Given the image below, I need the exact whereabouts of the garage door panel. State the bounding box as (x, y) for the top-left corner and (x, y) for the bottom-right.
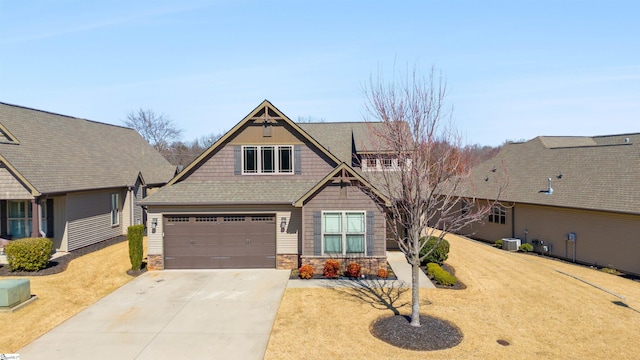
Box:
(163, 214), (276, 269)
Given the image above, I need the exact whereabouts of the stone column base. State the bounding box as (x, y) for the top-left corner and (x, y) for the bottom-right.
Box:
(147, 254), (163, 270)
(277, 254), (299, 270)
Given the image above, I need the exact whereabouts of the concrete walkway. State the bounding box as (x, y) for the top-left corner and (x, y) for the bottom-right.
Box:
(386, 251), (435, 288)
(287, 252), (434, 288)
(19, 269), (290, 360)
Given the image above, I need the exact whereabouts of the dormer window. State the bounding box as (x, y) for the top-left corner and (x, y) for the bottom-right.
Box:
(362, 155), (406, 171)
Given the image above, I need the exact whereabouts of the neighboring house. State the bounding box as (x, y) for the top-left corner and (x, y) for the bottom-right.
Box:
(0, 102), (175, 252)
(140, 100), (391, 272)
(458, 133), (640, 275)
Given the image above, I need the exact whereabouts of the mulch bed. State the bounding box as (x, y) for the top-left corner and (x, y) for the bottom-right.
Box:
(0, 236), (128, 276)
(370, 314), (463, 351)
(290, 262), (398, 281)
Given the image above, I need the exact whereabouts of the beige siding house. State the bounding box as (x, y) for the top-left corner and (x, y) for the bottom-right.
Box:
(141, 100), (391, 273)
(0, 102), (175, 253)
(458, 133), (640, 275)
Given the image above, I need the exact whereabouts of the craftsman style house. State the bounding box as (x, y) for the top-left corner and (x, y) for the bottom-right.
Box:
(0, 102), (175, 252)
(458, 134), (640, 275)
(141, 100), (391, 272)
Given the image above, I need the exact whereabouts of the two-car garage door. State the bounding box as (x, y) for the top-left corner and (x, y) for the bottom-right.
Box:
(163, 214), (276, 269)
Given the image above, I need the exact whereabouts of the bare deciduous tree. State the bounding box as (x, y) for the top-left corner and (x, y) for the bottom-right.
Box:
(124, 109), (182, 153)
(363, 66), (502, 327)
(163, 132), (224, 167)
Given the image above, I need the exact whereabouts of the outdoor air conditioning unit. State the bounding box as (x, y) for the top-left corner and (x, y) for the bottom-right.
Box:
(502, 238), (521, 251)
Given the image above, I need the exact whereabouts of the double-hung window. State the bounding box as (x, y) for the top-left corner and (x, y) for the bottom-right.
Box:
(322, 211), (366, 254)
(111, 193), (119, 226)
(488, 205), (506, 224)
(8, 200), (32, 239)
(242, 145), (293, 174)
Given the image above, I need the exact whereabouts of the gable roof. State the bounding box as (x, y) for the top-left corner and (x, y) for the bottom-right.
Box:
(166, 100), (343, 186)
(0, 102), (175, 195)
(468, 134), (640, 215)
(294, 163), (391, 207)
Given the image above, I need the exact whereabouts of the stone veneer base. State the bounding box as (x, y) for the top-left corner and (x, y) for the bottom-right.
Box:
(300, 256), (387, 275)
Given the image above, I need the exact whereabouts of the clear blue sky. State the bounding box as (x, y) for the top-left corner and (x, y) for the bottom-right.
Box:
(1, 1), (638, 146)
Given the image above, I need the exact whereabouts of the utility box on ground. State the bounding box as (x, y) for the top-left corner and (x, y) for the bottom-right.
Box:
(502, 238), (521, 251)
(0, 279), (31, 308)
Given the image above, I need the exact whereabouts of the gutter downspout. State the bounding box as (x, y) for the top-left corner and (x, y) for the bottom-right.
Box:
(511, 206), (515, 239)
(128, 186), (134, 227)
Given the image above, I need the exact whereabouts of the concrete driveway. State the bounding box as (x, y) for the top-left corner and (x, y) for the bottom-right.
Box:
(19, 269), (290, 359)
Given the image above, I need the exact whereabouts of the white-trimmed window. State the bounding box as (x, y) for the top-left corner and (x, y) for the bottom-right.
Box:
(322, 211), (366, 254)
(361, 155), (407, 171)
(8, 200), (32, 239)
(111, 193), (119, 226)
(242, 145), (293, 174)
(488, 205), (506, 225)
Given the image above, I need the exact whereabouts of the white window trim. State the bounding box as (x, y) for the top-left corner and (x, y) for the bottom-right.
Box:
(488, 205), (506, 225)
(241, 145), (295, 175)
(7, 200), (32, 238)
(111, 193), (120, 227)
(321, 210), (366, 255)
(361, 155), (406, 172)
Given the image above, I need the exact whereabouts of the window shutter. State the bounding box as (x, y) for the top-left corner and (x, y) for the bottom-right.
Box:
(234, 146), (241, 175)
(313, 211), (321, 255)
(366, 211), (375, 256)
(46, 199), (54, 238)
(294, 145), (301, 175)
(0, 200), (6, 236)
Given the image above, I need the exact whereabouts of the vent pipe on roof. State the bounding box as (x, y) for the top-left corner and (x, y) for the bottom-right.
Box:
(625, 137), (630, 143)
(547, 178), (553, 195)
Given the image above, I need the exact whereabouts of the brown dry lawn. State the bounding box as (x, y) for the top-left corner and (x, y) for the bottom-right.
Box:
(266, 234), (640, 359)
(0, 239), (138, 353)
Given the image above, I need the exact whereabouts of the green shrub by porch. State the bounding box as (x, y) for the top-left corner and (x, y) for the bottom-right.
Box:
(420, 236), (450, 265)
(5, 237), (53, 272)
(128, 224), (145, 271)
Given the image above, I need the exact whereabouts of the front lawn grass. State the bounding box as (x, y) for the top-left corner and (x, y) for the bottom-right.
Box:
(266, 233), (640, 359)
(0, 238), (141, 353)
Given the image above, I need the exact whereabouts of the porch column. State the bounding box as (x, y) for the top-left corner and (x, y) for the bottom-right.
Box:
(31, 198), (40, 238)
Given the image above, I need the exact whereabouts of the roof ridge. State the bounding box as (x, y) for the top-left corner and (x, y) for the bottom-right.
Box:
(0, 101), (132, 131)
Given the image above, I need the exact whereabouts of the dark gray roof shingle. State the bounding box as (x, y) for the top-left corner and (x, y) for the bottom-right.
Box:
(466, 135), (640, 214)
(0, 102), (175, 194)
(140, 179), (319, 205)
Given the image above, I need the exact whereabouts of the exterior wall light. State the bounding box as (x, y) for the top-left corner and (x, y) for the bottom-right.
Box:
(280, 217), (287, 233)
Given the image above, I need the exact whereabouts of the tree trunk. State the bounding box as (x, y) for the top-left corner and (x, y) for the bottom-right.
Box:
(411, 261), (421, 326)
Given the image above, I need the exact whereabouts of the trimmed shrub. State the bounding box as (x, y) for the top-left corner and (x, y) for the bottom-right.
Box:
(377, 268), (389, 279)
(426, 262), (458, 286)
(494, 239), (503, 248)
(6, 237), (53, 271)
(323, 259), (340, 278)
(128, 224), (145, 270)
(345, 262), (361, 278)
(426, 262), (440, 277)
(299, 264), (314, 279)
(419, 236), (450, 265)
(519, 243), (534, 252)
(290, 269), (300, 278)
